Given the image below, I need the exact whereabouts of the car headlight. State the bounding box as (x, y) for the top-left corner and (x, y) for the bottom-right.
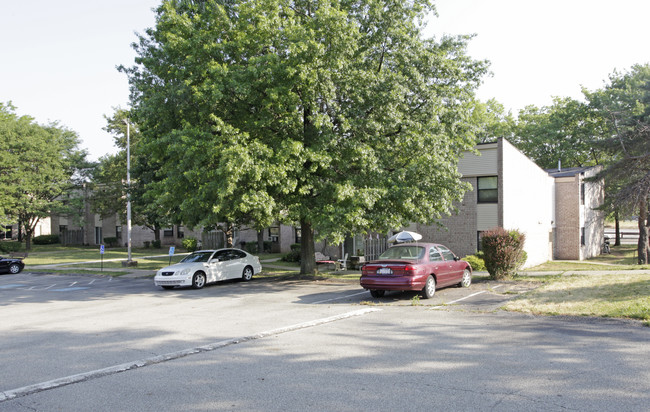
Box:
(179, 268), (191, 276)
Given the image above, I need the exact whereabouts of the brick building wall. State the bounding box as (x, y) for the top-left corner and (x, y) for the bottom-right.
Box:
(417, 178), (478, 259)
(554, 176), (580, 259)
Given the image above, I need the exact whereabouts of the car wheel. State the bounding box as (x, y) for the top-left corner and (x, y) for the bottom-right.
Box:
(370, 289), (385, 298)
(9, 263), (22, 274)
(161, 286), (175, 290)
(459, 269), (472, 288)
(421, 275), (436, 299)
(192, 272), (206, 289)
(242, 266), (254, 281)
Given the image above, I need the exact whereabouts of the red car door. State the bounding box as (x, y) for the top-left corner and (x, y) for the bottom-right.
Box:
(437, 245), (463, 286)
(428, 246), (453, 285)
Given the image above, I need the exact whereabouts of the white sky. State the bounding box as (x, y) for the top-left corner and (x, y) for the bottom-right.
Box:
(2, 0), (650, 160)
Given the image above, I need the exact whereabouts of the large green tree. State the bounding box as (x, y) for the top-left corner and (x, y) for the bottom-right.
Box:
(123, 0), (488, 274)
(0, 103), (88, 249)
(473, 98), (516, 143)
(513, 97), (605, 169)
(585, 64), (650, 263)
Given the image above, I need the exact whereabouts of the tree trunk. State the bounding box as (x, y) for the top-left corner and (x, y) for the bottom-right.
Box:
(614, 210), (621, 246)
(299, 218), (316, 275)
(24, 228), (33, 251)
(646, 201), (650, 261)
(154, 225), (161, 242)
(638, 197), (649, 264)
(257, 230), (264, 254)
(225, 222), (234, 248)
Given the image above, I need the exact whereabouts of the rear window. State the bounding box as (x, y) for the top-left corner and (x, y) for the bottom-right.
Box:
(379, 246), (425, 260)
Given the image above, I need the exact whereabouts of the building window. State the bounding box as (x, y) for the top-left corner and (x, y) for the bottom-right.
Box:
(581, 182), (585, 205)
(163, 228), (174, 237)
(477, 231), (483, 252)
(269, 227), (280, 243)
(116, 226), (122, 241)
(95, 227), (103, 245)
(295, 228), (301, 244)
(478, 176), (498, 203)
(59, 225), (68, 234)
(581, 227), (586, 246)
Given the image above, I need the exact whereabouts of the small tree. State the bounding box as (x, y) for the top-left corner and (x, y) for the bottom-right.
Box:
(481, 227), (526, 279)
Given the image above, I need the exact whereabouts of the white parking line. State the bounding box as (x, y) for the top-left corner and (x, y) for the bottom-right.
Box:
(429, 285), (503, 309)
(312, 291), (369, 304)
(0, 308), (382, 403)
(447, 290), (487, 304)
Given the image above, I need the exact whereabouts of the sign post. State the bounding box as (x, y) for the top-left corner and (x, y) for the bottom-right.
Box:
(169, 246), (175, 265)
(100, 244), (105, 272)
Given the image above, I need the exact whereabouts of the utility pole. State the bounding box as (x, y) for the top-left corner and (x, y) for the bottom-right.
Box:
(123, 119), (136, 266)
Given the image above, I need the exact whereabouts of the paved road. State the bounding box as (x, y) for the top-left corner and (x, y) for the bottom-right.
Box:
(1, 271), (648, 411)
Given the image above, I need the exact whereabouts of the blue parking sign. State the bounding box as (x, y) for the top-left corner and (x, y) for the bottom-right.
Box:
(169, 246), (175, 256)
(100, 245), (105, 255)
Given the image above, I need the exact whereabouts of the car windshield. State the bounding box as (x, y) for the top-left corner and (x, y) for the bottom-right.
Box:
(180, 251), (213, 263)
(379, 246), (425, 260)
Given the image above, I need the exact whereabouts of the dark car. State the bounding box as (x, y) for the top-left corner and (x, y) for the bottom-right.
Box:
(360, 243), (472, 298)
(0, 255), (25, 274)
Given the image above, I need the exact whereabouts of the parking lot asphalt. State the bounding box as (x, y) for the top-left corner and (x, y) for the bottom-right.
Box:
(1, 268), (648, 411)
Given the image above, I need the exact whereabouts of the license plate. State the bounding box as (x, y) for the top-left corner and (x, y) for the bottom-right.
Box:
(376, 267), (393, 275)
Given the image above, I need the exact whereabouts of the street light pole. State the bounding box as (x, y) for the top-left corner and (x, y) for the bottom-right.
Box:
(125, 119), (132, 263)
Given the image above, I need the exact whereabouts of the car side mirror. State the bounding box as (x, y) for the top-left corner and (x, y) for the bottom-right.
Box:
(454, 256), (460, 261)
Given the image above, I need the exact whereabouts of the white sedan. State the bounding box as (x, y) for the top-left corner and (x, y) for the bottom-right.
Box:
(154, 249), (262, 290)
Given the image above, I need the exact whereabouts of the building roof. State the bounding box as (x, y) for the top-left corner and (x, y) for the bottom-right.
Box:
(545, 166), (597, 178)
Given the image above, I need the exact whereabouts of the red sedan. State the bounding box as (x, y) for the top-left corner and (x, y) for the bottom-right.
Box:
(360, 243), (472, 299)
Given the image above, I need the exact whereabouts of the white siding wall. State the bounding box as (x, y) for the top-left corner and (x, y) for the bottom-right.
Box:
(34, 217), (52, 237)
(582, 167), (605, 259)
(501, 140), (555, 268)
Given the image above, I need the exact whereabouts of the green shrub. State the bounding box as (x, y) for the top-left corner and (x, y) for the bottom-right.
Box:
(241, 242), (258, 254)
(463, 252), (486, 271)
(282, 243), (301, 262)
(182, 237), (198, 252)
(152, 240), (161, 249)
(481, 227), (526, 280)
(103, 237), (118, 247)
(0, 241), (22, 253)
(33, 234), (60, 245)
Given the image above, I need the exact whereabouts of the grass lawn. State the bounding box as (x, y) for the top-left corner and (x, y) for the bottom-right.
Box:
(525, 244), (650, 271)
(504, 273), (650, 326)
(21, 244), (183, 265)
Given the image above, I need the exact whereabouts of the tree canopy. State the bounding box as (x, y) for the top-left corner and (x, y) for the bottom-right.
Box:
(123, 0), (489, 273)
(0, 102), (88, 249)
(584, 64), (650, 262)
(512, 97), (605, 169)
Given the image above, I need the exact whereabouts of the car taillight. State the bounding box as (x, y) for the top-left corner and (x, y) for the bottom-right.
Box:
(403, 265), (416, 275)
